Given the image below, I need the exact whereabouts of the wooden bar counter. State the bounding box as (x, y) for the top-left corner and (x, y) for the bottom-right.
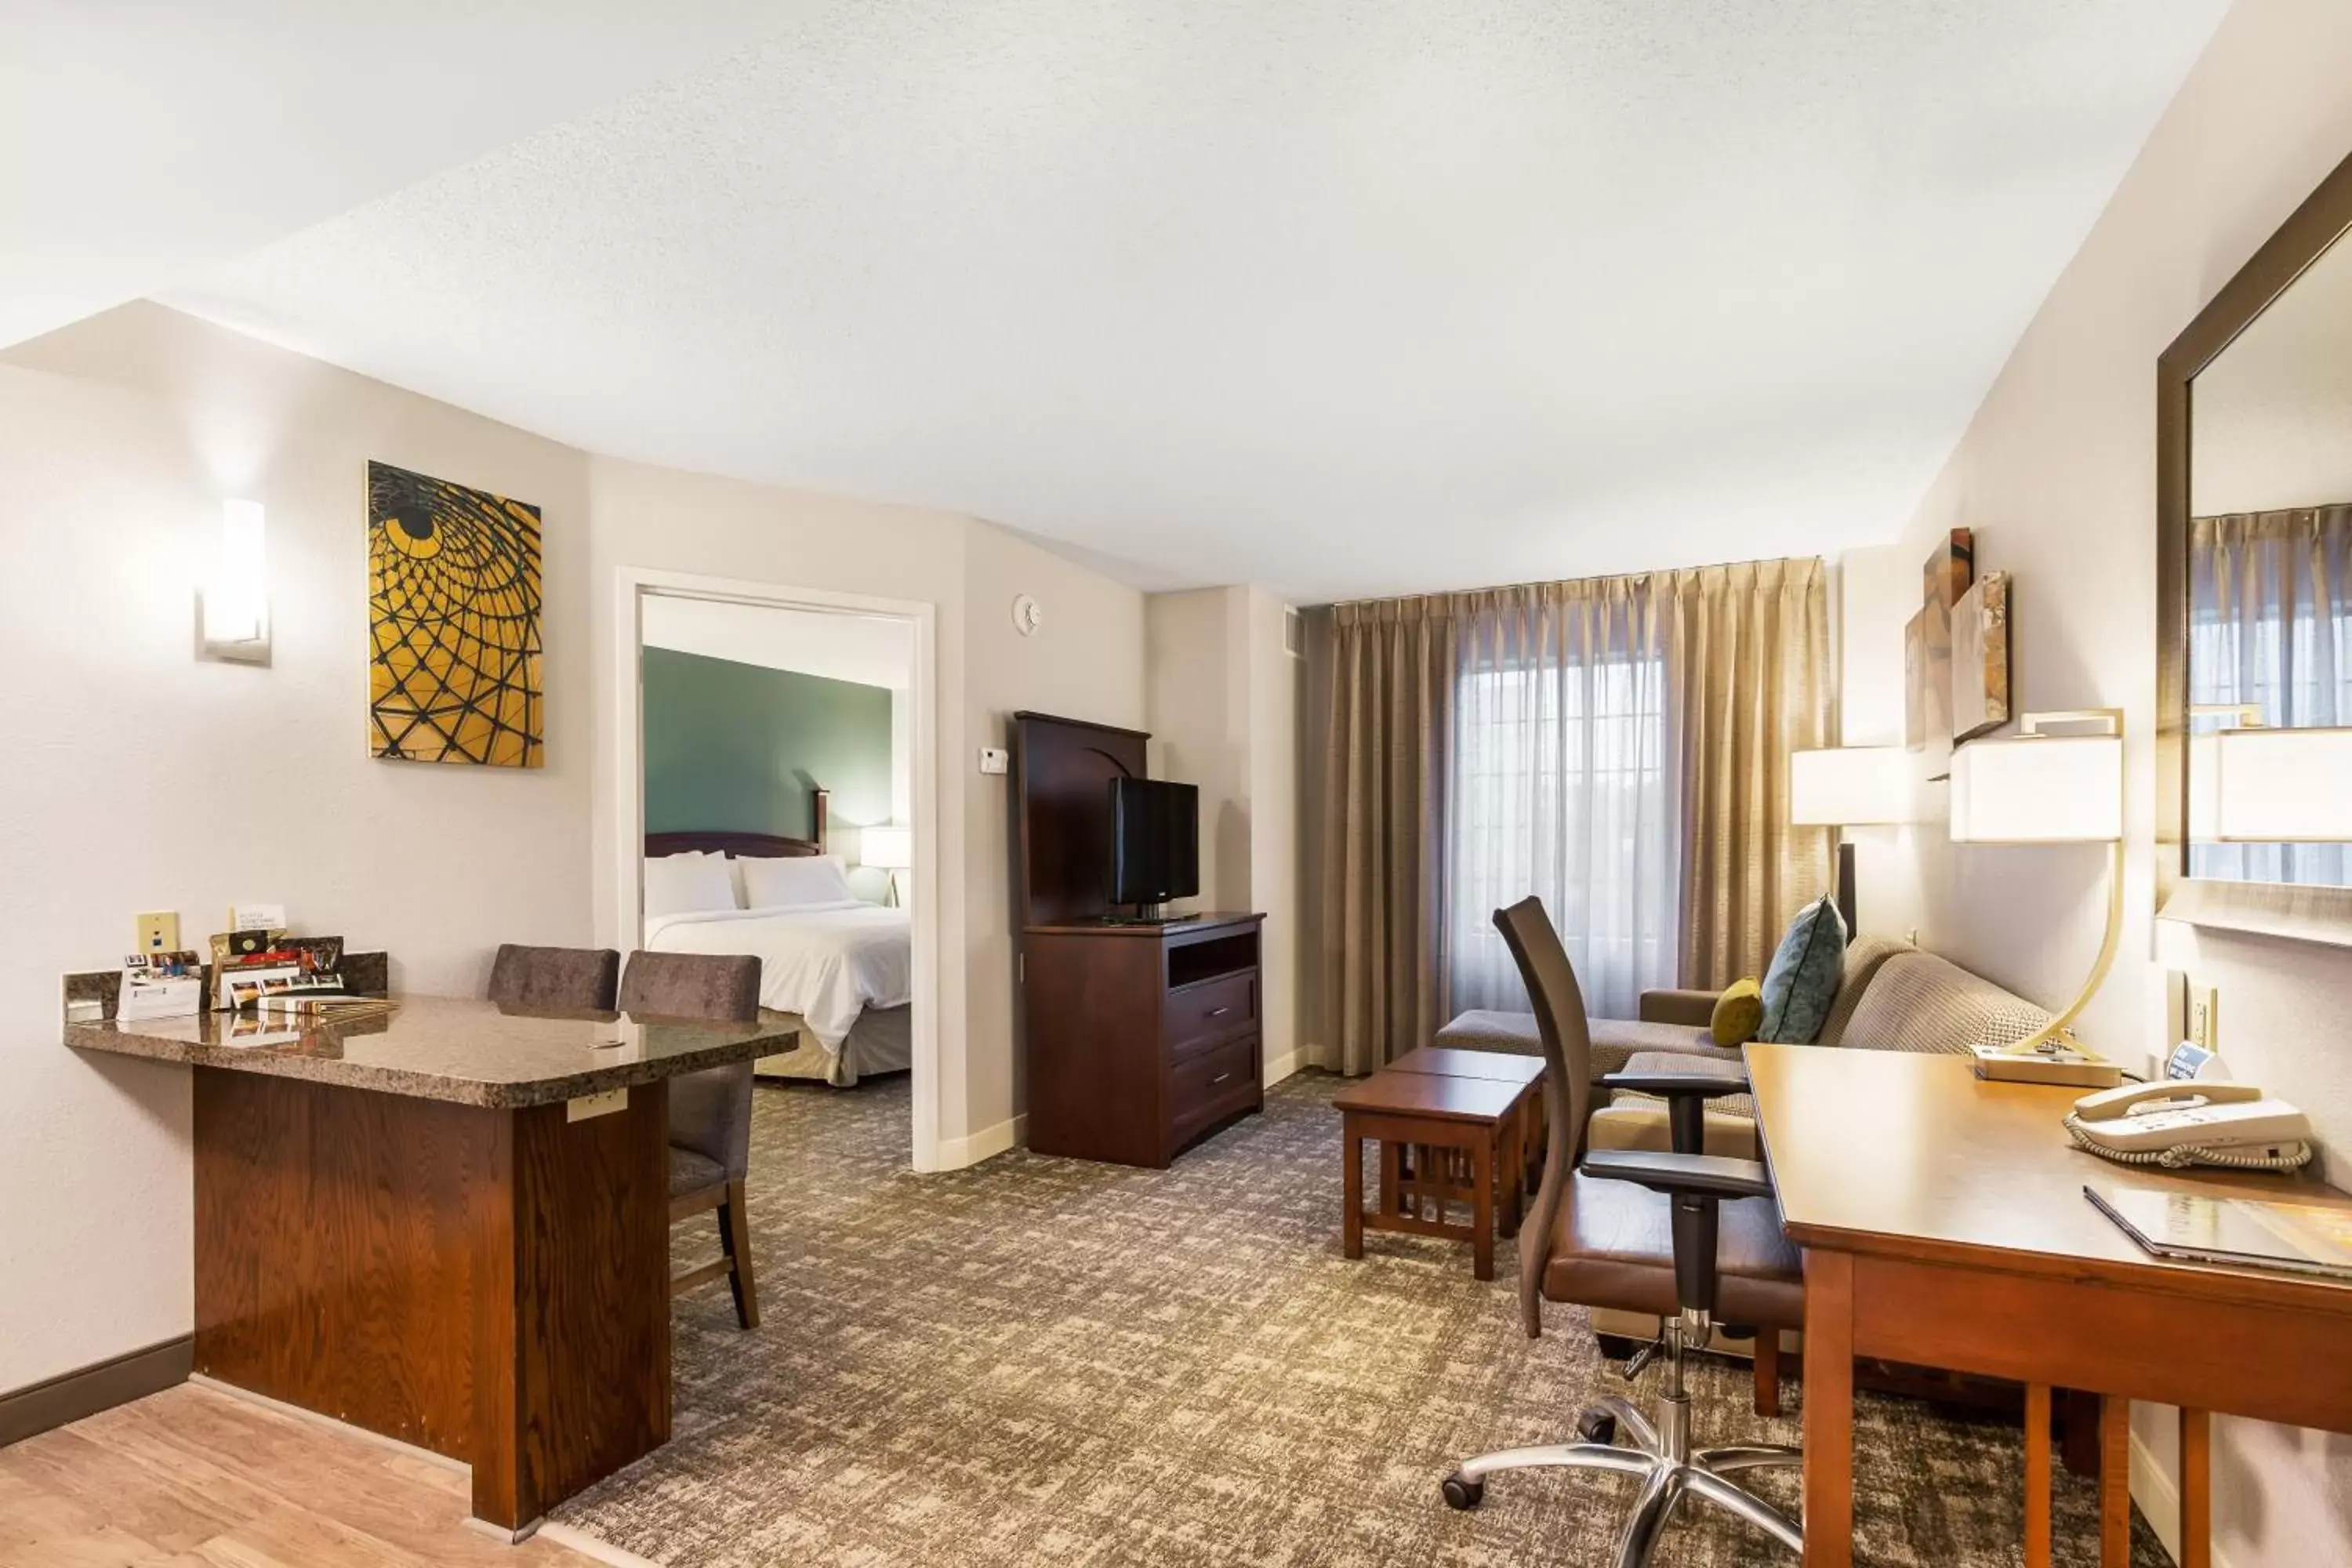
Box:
(66, 996), (798, 1537)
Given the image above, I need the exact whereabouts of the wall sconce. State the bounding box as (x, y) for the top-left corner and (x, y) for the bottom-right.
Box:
(200, 499), (270, 663)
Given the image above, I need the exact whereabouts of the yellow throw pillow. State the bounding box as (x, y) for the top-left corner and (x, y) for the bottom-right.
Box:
(1711, 977), (1766, 1047)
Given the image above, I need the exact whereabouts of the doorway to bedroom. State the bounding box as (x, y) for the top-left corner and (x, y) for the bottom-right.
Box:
(616, 572), (938, 1173)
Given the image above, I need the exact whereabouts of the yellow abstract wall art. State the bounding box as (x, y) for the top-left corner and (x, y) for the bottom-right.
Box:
(367, 461), (543, 768)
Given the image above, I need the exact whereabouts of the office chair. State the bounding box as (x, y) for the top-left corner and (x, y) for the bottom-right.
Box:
(1443, 897), (1805, 1564)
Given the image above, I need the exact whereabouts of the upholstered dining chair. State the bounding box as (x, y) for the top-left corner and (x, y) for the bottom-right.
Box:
(1442, 897), (1806, 1564)
(619, 949), (765, 1331)
(485, 943), (620, 1011)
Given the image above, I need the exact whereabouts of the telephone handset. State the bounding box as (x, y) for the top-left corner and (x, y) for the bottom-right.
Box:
(2066, 1080), (2314, 1171)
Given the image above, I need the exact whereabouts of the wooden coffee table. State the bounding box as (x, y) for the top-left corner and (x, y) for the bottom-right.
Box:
(1334, 1069), (1530, 1280)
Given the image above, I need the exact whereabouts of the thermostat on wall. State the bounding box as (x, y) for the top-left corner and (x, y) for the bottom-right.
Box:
(978, 746), (1009, 775)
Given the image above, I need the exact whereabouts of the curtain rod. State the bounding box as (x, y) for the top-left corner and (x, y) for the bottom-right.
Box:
(1316, 551), (1826, 615)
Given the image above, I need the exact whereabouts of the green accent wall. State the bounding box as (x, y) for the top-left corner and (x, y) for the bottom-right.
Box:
(641, 648), (894, 899)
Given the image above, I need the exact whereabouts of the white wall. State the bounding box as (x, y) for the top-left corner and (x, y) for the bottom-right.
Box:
(2, 302), (1154, 1399)
(964, 521), (1149, 1137)
(1846, 2), (2352, 1559)
(0, 303), (594, 1394)
(1144, 586), (1304, 1080)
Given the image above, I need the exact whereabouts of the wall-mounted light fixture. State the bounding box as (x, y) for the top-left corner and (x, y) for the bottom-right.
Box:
(200, 499), (270, 663)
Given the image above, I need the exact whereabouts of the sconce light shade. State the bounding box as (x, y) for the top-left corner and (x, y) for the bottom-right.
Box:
(201, 499), (270, 662)
(1789, 746), (1914, 826)
(859, 824), (913, 870)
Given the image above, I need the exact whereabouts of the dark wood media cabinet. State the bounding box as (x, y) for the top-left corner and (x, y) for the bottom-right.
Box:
(1022, 913), (1267, 1167)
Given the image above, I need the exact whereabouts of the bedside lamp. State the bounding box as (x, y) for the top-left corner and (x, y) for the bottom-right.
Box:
(1789, 746), (1913, 933)
(860, 823), (913, 907)
(1949, 710), (2124, 1059)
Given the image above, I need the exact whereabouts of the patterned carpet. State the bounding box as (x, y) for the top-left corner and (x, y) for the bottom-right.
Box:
(554, 1073), (2165, 1567)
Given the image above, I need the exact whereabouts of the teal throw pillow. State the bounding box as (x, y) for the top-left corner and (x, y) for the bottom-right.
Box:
(1755, 895), (1849, 1044)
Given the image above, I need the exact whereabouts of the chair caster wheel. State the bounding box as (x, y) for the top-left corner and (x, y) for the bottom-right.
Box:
(1441, 1473), (1484, 1510)
(1576, 1409), (1618, 1446)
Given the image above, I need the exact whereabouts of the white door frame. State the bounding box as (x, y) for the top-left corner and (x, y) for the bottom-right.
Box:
(612, 566), (944, 1173)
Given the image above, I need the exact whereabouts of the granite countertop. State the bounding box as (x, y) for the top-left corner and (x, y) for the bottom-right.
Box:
(64, 994), (802, 1109)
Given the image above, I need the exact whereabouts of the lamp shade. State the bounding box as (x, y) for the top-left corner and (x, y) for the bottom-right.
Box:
(859, 823), (913, 870)
(1789, 747), (1913, 826)
(2208, 727), (2352, 841)
(1950, 733), (2122, 844)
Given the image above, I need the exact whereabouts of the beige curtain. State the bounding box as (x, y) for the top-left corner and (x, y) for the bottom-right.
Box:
(1670, 559), (1833, 988)
(1321, 597), (1458, 1076)
(1318, 558), (1828, 1072)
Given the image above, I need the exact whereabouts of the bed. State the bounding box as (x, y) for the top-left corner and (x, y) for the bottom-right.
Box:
(644, 797), (913, 1086)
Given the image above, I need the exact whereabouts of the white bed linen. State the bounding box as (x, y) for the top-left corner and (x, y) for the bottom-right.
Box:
(644, 900), (910, 1051)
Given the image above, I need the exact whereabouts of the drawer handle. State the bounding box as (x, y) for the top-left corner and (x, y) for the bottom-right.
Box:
(1210, 1071), (1235, 1086)
(1207, 1006), (1233, 1018)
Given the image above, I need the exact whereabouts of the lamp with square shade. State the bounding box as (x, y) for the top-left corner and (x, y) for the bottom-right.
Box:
(1788, 745), (1914, 933)
(1948, 710), (2125, 1083)
(858, 823), (913, 907)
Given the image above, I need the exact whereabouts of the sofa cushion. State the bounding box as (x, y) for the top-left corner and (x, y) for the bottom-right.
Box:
(1588, 1018), (1744, 1081)
(1757, 895), (1849, 1044)
(1838, 950), (2051, 1055)
(1435, 1008), (1741, 1081)
(1817, 935), (1911, 1047)
(1432, 1008), (1541, 1057)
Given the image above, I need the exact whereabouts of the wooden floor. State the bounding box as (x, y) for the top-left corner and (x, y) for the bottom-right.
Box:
(0, 1382), (606, 1566)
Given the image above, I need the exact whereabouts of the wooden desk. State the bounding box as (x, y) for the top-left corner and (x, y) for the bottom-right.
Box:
(1746, 1044), (2352, 1568)
(67, 996), (798, 1537)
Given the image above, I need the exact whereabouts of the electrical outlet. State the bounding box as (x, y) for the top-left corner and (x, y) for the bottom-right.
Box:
(134, 911), (180, 955)
(2187, 983), (2220, 1051)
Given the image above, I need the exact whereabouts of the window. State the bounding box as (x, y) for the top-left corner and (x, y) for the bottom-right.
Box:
(1447, 637), (1676, 1021)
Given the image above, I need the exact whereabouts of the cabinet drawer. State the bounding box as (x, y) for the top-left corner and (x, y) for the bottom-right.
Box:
(1164, 971), (1258, 1061)
(1170, 1032), (1258, 1124)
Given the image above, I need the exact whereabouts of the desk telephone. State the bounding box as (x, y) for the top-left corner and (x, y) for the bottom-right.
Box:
(2066, 1080), (2314, 1172)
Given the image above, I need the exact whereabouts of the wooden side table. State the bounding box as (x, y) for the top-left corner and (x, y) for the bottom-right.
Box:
(1384, 1045), (1548, 1202)
(1334, 1071), (1526, 1280)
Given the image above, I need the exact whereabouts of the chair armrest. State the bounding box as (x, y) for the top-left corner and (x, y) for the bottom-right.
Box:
(1599, 1069), (1751, 1102)
(1639, 987), (1722, 1027)
(1582, 1149), (1773, 1202)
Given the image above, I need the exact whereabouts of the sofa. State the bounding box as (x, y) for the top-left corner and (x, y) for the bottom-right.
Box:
(1436, 935), (2054, 1159)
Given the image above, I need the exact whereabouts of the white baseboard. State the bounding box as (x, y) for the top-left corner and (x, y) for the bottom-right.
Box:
(2132, 1425), (2234, 1568)
(937, 1112), (1025, 1168)
(537, 1522), (666, 1568)
(1262, 1047), (1302, 1086)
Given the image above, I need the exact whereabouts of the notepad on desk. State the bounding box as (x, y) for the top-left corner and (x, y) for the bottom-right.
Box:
(2086, 1180), (2352, 1283)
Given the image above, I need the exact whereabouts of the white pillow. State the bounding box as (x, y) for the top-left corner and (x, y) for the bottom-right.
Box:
(644, 853), (739, 918)
(741, 854), (855, 909)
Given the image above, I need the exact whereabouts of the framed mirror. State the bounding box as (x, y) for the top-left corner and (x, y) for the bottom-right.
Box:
(2159, 149), (2352, 942)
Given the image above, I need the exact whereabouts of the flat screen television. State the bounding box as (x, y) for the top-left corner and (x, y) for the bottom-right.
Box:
(1109, 777), (1200, 910)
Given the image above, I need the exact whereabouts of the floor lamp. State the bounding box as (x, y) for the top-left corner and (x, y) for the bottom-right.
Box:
(1949, 710), (2124, 1079)
(1788, 746), (1914, 933)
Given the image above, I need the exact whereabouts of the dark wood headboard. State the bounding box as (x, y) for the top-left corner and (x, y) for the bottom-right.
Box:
(647, 789), (828, 858)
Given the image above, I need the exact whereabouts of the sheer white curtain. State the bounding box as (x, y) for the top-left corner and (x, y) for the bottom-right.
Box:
(1445, 583), (1678, 1021)
(2190, 506), (2352, 886)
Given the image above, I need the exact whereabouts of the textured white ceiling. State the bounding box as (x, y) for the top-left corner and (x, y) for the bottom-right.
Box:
(0, 1), (793, 350)
(161, 1), (2230, 603)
